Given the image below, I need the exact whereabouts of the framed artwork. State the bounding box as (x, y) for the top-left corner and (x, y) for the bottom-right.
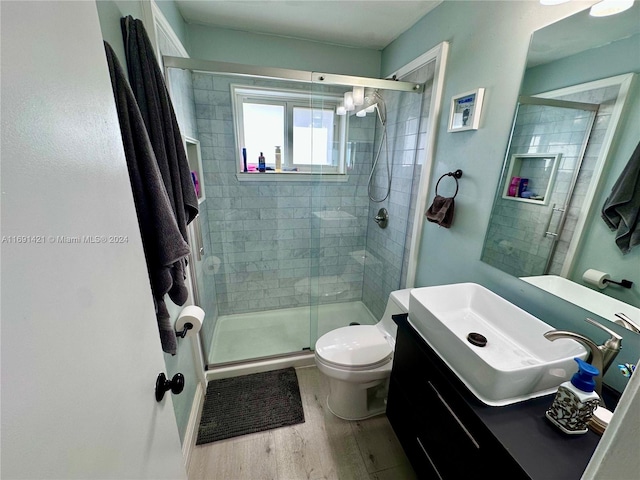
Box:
(448, 88), (485, 132)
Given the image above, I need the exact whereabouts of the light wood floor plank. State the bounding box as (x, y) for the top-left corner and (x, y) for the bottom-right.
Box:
(188, 431), (276, 480)
(351, 415), (409, 473)
(273, 367), (370, 480)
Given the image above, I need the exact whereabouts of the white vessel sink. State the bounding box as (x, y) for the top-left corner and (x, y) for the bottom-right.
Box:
(408, 283), (587, 406)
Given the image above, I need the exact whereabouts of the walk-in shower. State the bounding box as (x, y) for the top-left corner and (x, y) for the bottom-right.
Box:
(163, 51), (444, 373)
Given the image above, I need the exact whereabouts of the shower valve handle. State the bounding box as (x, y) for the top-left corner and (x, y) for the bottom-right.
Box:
(374, 208), (389, 229)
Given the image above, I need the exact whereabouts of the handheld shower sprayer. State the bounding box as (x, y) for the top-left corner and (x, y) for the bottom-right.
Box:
(365, 90), (391, 203)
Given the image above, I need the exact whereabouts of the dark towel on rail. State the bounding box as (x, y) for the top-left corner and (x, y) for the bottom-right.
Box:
(426, 195), (455, 228)
(121, 15), (198, 309)
(104, 41), (190, 354)
(602, 140), (640, 255)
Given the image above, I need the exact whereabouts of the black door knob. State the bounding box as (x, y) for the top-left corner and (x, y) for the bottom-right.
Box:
(155, 372), (185, 402)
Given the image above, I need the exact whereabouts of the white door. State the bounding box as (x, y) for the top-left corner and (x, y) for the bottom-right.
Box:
(1, 2), (186, 478)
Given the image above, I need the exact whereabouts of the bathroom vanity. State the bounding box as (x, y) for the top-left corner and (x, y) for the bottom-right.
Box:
(387, 314), (605, 479)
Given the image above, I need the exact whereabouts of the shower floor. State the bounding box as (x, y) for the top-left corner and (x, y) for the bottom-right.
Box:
(209, 301), (377, 365)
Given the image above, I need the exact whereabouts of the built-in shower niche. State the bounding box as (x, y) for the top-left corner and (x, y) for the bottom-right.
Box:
(501, 153), (560, 205)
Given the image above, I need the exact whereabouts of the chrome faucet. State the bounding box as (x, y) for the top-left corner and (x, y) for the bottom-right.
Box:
(614, 312), (640, 334)
(544, 318), (623, 404)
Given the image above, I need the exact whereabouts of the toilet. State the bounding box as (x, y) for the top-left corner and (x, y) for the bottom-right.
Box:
(314, 289), (411, 420)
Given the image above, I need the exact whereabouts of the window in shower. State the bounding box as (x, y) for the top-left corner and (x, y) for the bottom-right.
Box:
(232, 85), (347, 174)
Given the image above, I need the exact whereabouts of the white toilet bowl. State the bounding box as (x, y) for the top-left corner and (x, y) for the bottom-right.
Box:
(314, 289), (411, 420)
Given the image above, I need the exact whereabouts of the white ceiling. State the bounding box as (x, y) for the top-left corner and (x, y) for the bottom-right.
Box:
(174, 1), (442, 50)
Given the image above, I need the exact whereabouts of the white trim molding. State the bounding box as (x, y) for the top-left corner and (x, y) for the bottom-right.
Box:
(392, 42), (450, 288)
(182, 381), (204, 469)
(150, 1), (189, 59)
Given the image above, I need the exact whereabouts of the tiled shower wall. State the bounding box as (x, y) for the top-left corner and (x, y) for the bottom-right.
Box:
(362, 61), (436, 320)
(482, 84), (619, 277)
(193, 73), (376, 316)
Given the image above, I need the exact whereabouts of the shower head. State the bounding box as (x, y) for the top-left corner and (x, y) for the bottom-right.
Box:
(358, 90), (386, 124)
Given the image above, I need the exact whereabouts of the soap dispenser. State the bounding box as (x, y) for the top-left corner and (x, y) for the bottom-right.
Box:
(545, 358), (600, 435)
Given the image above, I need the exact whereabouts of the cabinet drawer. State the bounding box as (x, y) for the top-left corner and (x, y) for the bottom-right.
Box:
(389, 376), (483, 479)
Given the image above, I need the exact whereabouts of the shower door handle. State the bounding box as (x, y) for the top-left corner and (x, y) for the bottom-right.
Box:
(193, 214), (205, 260)
(543, 203), (565, 238)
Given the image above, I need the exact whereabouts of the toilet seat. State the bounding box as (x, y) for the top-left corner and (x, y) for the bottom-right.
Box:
(315, 326), (393, 370)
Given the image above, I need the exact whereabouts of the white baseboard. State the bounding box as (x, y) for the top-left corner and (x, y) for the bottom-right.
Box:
(183, 381), (204, 469)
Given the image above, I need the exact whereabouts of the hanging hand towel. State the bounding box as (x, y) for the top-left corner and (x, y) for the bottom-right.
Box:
(602, 140), (640, 255)
(426, 195), (455, 228)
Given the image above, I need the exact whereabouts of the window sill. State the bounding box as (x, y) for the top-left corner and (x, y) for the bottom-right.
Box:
(236, 172), (349, 182)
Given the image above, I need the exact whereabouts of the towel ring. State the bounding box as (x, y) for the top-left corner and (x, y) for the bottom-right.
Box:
(435, 169), (463, 199)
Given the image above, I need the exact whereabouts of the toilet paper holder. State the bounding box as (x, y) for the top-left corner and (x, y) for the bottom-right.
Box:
(604, 278), (633, 289)
(176, 322), (193, 338)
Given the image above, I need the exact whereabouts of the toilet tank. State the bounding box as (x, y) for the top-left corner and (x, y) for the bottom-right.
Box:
(376, 288), (412, 342)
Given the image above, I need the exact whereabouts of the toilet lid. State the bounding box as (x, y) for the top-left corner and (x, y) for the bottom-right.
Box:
(315, 326), (393, 368)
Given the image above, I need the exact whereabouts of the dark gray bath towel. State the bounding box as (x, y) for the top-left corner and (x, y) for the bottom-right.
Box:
(121, 16), (198, 309)
(426, 195), (455, 228)
(105, 42), (190, 354)
(602, 140), (640, 255)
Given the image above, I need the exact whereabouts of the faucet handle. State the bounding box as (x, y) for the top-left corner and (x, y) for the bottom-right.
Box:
(585, 317), (623, 343)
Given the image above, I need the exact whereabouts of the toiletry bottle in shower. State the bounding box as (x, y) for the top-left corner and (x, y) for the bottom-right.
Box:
(275, 146), (282, 172)
(258, 152), (266, 172)
(242, 147), (248, 172)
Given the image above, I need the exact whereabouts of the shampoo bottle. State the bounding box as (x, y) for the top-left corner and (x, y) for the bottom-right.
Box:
(275, 146), (282, 172)
(258, 152), (266, 172)
(545, 358), (600, 434)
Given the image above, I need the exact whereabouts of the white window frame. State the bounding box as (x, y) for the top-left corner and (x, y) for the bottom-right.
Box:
(231, 84), (347, 175)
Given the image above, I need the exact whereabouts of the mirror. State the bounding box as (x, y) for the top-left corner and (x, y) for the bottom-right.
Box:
(481, 4), (639, 328)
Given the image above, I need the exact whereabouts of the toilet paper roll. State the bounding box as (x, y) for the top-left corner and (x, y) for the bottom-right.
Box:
(582, 269), (611, 289)
(175, 305), (205, 338)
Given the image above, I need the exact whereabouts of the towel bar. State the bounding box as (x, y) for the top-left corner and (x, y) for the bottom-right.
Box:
(435, 169), (463, 199)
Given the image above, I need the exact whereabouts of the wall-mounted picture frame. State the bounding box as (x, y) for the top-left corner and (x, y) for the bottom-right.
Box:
(447, 88), (485, 132)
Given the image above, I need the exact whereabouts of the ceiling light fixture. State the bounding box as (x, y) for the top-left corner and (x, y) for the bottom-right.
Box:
(352, 86), (365, 106)
(539, 0), (570, 5)
(343, 91), (355, 111)
(590, 0), (634, 16)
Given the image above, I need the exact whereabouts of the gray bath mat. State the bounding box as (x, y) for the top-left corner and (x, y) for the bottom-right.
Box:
(196, 367), (305, 444)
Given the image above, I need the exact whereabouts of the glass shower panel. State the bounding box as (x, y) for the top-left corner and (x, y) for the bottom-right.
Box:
(169, 68), (322, 367)
(308, 81), (382, 349)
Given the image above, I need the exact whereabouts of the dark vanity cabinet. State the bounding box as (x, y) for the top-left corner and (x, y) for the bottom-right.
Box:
(387, 314), (602, 480)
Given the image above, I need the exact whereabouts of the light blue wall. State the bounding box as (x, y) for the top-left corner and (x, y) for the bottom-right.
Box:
(382, 1), (639, 393)
(96, 0), (143, 75)
(522, 34), (640, 95)
(186, 23), (381, 77)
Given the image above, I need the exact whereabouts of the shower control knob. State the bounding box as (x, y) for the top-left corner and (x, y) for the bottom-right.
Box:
(155, 372), (185, 402)
(374, 208), (389, 229)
